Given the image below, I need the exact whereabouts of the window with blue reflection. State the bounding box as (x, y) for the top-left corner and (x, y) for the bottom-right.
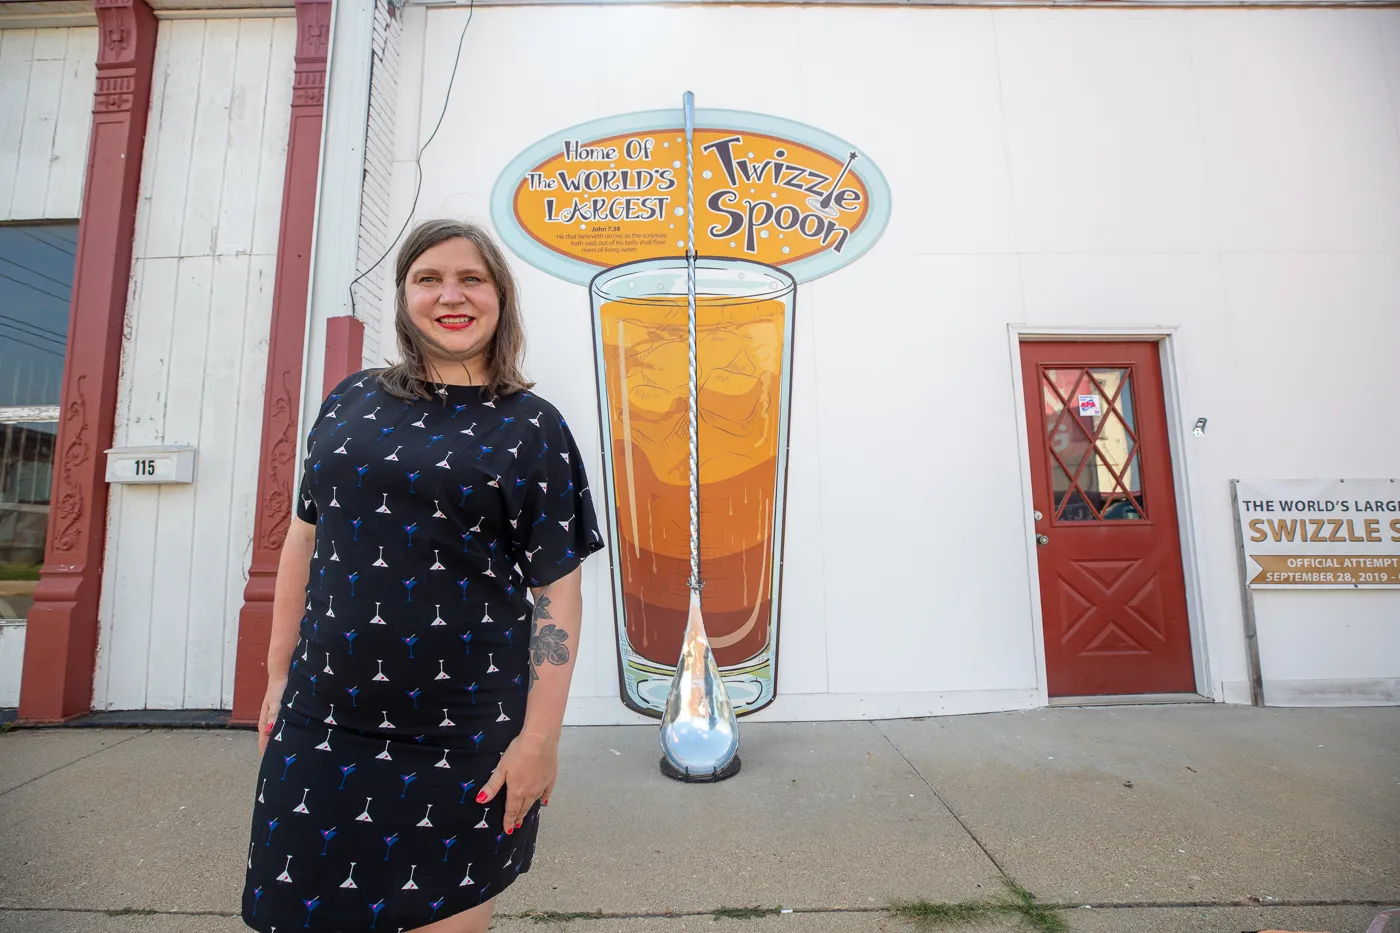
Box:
(1, 222), (77, 622)
(0, 223), (76, 407)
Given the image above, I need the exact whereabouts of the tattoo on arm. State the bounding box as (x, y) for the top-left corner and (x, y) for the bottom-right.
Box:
(529, 594), (569, 683)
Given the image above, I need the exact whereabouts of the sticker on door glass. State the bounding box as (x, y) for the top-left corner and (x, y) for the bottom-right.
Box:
(1077, 395), (1102, 417)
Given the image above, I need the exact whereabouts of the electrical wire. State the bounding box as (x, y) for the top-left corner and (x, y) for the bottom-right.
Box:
(0, 327), (62, 357)
(0, 313), (66, 346)
(0, 270), (69, 305)
(0, 254), (72, 293)
(349, 0), (475, 323)
(20, 230), (77, 257)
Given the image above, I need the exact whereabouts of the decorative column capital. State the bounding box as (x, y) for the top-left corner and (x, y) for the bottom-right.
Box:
(292, 0), (332, 107)
(92, 0), (156, 114)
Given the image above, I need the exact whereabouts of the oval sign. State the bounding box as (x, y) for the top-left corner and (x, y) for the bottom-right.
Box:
(491, 108), (890, 285)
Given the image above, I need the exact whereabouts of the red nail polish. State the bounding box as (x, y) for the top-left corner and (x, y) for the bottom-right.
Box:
(476, 792), (487, 803)
(506, 827), (514, 835)
(515, 821), (522, 829)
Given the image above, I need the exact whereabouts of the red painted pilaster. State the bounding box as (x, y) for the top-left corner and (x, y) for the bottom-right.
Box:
(231, 0), (332, 724)
(18, 0), (158, 721)
(323, 316), (365, 397)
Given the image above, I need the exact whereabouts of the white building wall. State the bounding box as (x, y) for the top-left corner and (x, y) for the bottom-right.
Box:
(0, 24), (96, 706)
(389, 5), (1400, 722)
(0, 26), (95, 222)
(992, 11), (1400, 707)
(94, 16), (296, 710)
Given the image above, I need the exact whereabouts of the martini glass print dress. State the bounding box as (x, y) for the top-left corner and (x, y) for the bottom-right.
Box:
(242, 371), (602, 932)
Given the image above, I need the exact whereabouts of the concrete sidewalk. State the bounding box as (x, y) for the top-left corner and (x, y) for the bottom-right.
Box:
(0, 705), (1395, 932)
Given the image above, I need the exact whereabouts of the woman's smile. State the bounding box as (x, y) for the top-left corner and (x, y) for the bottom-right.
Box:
(435, 312), (476, 331)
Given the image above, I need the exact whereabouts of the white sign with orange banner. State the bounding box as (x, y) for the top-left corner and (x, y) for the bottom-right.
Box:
(1236, 479), (1400, 588)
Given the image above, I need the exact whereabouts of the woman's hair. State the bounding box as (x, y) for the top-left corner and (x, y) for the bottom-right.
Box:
(376, 219), (534, 401)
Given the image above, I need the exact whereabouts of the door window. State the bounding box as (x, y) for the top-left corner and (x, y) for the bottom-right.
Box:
(0, 223), (77, 624)
(1041, 365), (1146, 523)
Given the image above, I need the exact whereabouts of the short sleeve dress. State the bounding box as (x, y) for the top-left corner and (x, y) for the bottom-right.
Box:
(241, 371), (603, 933)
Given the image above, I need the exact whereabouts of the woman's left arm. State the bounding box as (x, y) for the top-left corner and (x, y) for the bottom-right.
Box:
(478, 565), (583, 833)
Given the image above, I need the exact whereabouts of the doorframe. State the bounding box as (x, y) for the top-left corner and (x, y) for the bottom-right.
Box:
(1005, 325), (1212, 705)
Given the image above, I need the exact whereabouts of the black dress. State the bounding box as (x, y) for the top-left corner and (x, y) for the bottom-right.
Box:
(242, 371), (603, 932)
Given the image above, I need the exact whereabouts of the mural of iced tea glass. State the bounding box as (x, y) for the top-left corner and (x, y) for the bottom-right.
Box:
(591, 256), (796, 716)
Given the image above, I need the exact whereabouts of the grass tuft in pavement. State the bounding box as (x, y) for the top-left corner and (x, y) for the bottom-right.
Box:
(889, 899), (1003, 926)
(712, 906), (783, 920)
(515, 909), (606, 924)
(891, 879), (1066, 933)
(994, 879), (1067, 933)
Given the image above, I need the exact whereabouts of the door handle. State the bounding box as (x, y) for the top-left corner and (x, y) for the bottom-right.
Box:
(1036, 534), (1050, 546)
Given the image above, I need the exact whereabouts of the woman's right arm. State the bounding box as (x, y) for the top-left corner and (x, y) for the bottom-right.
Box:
(258, 516), (316, 753)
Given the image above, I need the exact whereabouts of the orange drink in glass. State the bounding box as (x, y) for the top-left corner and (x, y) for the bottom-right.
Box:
(590, 257), (795, 715)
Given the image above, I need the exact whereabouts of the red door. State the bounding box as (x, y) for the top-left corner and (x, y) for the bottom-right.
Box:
(1020, 342), (1196, 696)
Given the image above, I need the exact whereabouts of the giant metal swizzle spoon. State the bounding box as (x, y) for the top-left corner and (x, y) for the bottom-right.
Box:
(657, 90), (741, 783)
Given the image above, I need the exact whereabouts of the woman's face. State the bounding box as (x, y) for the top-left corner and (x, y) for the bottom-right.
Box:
(404, 237), (501, 371)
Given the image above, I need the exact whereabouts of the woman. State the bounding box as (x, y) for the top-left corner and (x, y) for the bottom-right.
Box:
(242, 219), (603, 932)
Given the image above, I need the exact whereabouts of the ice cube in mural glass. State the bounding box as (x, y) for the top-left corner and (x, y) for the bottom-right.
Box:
(0, 223), (77, 623)
(591, 257), (795, 715)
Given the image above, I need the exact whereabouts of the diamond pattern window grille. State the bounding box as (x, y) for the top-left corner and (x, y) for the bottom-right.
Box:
(1041, 366), (1147, 523)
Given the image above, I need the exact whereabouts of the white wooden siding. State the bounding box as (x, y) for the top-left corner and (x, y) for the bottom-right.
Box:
(0, 25), (95, 705)
(0, 26), (96, 222)
(353, 0), (402, 368)
(94, 16), (295, 710)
